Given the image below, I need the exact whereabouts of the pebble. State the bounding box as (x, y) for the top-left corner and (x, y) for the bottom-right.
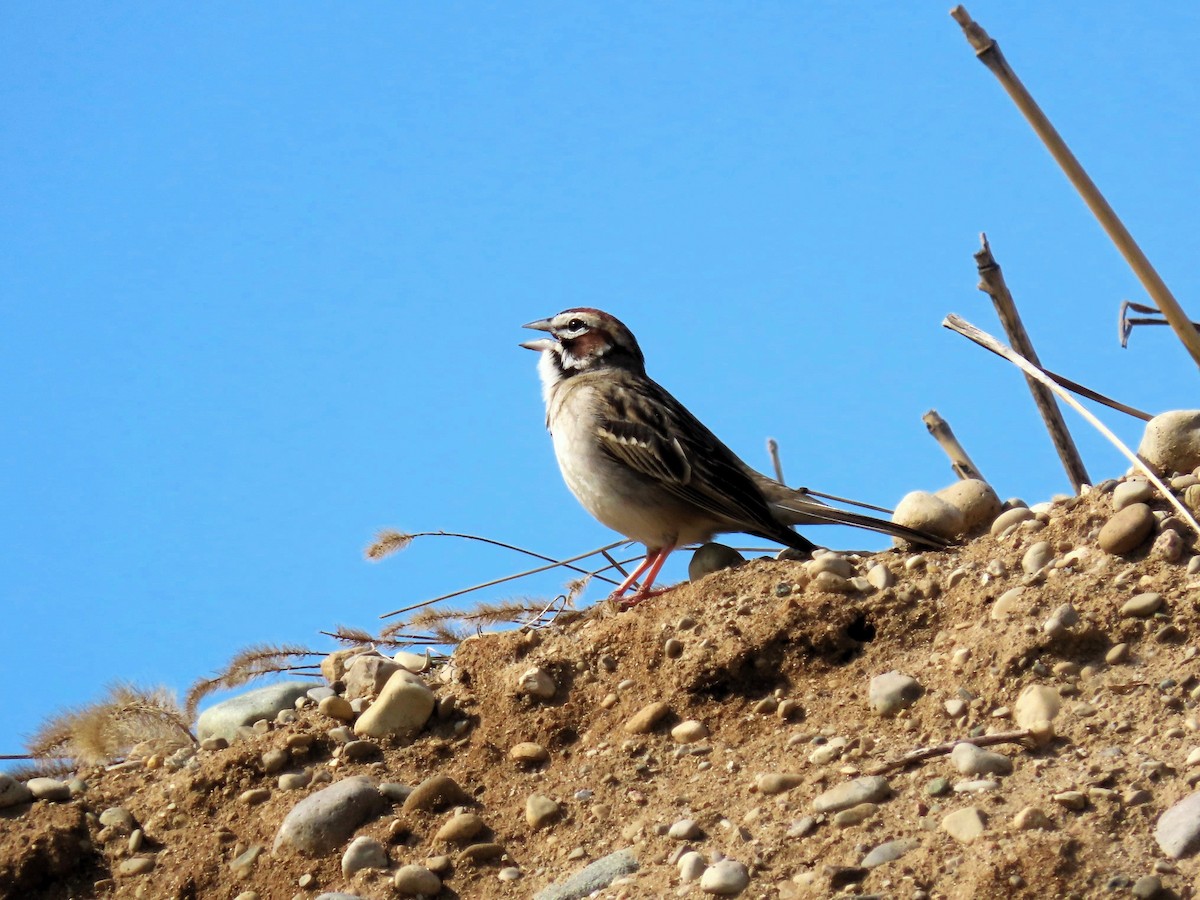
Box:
(672, 720), (709, 743)
(459, 842), (505, 862)
(342, 739), (380, 761)
(1155, 790), (1200, 857)
(318, 695), (355, 722)
(26, 777), (71, 802)
(951, 743), (1013, 776)
(394, 648), (432, 673)
(403, 774), (472, 812)
(1112, 479), (1153, 511)
(393, 864), (442, 896)
(1098, 503), (1156, 554)
(869, 671), (923, 716)
(678, 850), (707, 882)
(1152, 529), (1183, 562)
(813, 776), (891, 813)
(510, 742), (549, 764)
(1138, 410), (1200, 474)
(669, 819), (700, 839)
(1013, 806), (1053, 830)
(353, 673), (435, 739)
(261, 748), (289, 774)
(990, 506), (1034, 537)
(378, 782), (412, 803)
(1022, 541), (1054, 573)
(936, 478), (1001, 532)
(343, 652), (406, 699)
(341, 835), (387, 876)
(273, 776), (388, 855)
(517, 666), (557, 700)
(861, 837), (919, 868)
(1106, 643), (1130, 664)
(699, 858), (750, 895)
(196, 682), (311, 744)
(435, 812), (486, 843)
(926, 777), (951, 796)
(119, 857), (155, 875)
(807, 553), (854, 578)
(1121, 592), (1164, 618)
(1014, 684), (1061, 729)
(757, 773), (803, 795)
(1131, 875), (1162, 899)
(953, 779), (1000, 793)
(240, 788), (270, 805)
(279, 771), (312, 791)
(1052, 791), (1087, 811)
(531, 849), (639, 900)
(526, 794), (561, 829)
(689, 542), (745, 581)
(866, 564), (895, 589)
(624, 701), (670, 734)
(941, 806), (986, 843)
(892, 491), (964, 540)
(833, 802), (877, 827)
(99, 807), (137, 831)
(991, 587), (1028, 619)
(944, 699), (967, 718)
(498, 867), (522, 881)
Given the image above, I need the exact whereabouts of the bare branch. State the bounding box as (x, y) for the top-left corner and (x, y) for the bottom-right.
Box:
(867, 729), (1034, 776)
(922, 410), (985, 481)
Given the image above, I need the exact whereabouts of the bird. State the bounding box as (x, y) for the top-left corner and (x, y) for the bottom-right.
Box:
(520, 307), (946, 604)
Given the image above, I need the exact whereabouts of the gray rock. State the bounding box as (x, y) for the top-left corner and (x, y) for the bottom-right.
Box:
(813, 776), (891, 813)
(861, 837), (919, 868)
(668, 818), (700, 839)
(341, 835), (387, 876)
(1021, 541), (1054, 574)
(942, 806), (987, 843)
(0, 774), (32, 808)
(353, 672), (435, 739)
(26, 777), (70, 802)
(98, 806), (137, 831)
(1098, 503), (1156, 554)
(869, 671), (923, 716)
(343, 652), (406, 700)
(533, 848), (639, 900)
(990, 506), (1034, 537)
(892, 490), (964, 540)
(1122, 592), (1164, 618)
(393, 864), (442, 895)
(1113, 479), (1154, 511)
(1132, 875), (1163, 899)
(689, 543), (745, 581)
(1139, 410), (1200, 474)
(699, 858), (750, 895)
(935, 478), (1001, 532)
(950, 742), (1013, 776)
(274, 776), (388, 855)
(1156, 790), (1200, 858)
(197, 682), (311, 744)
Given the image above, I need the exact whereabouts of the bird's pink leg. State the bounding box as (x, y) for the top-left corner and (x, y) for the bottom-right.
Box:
(609, 552), (657, 599)
(620, 545), (676, 607)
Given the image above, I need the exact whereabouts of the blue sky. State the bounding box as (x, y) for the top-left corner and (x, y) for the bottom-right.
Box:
(4, 3), (1199, 756)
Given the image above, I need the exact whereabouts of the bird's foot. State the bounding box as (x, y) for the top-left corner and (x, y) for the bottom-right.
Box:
(613, 586), (673, 608)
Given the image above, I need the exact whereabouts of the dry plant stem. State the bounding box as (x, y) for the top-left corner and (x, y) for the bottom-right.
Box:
(793, 488), (893, 516)
(767, 438), (785, 483)
(401, 531), (622, 585)
(379, 540), (628, 618)
(867, 729), (1032, 776)
(945, 314), (1200, 539)
(956, 321), (1153, 422)
(951, 7), (1200, 371)
(973, 235), (1090, 492)
(922, 410), (985, 481)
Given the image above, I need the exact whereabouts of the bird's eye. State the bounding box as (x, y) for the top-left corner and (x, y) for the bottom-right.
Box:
(566, 318), (586, 332)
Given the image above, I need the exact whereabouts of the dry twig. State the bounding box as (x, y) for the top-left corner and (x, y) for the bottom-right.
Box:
(972, 234), (1090, 491)
(867, 729), (1033, 776)
(922, 410), (985, 481)
(951, 6), (1200, 370)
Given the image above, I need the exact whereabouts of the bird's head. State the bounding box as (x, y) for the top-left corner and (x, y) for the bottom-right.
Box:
(520, 308), (646, 379)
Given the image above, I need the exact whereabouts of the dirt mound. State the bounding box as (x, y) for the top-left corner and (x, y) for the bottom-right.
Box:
(4, 478), (1200, 899)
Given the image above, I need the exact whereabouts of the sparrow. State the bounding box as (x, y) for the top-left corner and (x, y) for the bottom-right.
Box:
(521, 308), (945, 603)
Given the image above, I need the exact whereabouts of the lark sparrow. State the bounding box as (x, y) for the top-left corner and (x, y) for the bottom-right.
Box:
(521, 308), (944, 603)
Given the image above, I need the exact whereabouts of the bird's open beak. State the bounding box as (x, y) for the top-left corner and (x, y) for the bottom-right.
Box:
(520, 318), (556, 351)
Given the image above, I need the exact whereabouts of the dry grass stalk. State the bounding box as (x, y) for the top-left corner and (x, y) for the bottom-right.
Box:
(184, 643), (320, 720)
(767, 437), (785, 483)
(922, 409), (985, 481)
(26, 682), (195, 767)
(972, 234), (1090, 492)
(944, 314), (1200, 539)
(951, 6), (1200, 371)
